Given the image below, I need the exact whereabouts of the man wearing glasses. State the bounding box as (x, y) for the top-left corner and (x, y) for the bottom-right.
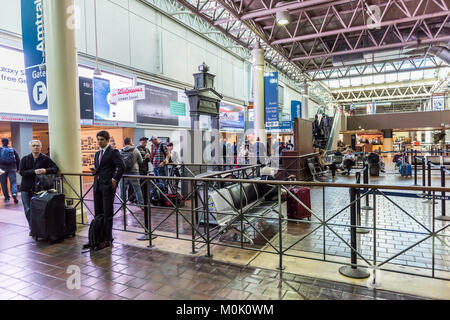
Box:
(19, 140), (59, 231)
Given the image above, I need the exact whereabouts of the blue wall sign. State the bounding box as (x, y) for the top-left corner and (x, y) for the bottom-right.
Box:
(264, 72), (278, 123)
(21, 0), (48, 110)
(290, 100), (301, 121)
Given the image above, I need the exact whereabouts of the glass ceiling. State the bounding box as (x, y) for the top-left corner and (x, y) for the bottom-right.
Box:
(322, 58), (445, 90)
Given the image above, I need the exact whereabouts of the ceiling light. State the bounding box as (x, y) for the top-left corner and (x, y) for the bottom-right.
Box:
(275, 1), (290, 26)
(276, 10), (290, 25)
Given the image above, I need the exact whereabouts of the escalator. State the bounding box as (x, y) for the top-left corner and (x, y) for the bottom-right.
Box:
(312, 108), (343, 151)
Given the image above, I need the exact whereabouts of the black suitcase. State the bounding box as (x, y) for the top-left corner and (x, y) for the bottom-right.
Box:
(30, 191), (65, 243)
(369, 165), (380, 176)
(64, 207), (77, 238)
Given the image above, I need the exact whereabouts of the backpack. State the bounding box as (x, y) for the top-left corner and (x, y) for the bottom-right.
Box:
(0, 147), (15, 165)
(120, 147), (135, 172)
(88, 214), (105, 248)
(150, 182), (166, 206)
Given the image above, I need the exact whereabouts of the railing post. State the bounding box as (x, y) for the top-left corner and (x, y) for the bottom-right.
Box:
(121, 178), (127, 232)
(79, 175), (84, 224)
(137, 176), (150, 241)
(361, 162), (373, 211)
(339, 187), (370, 279)
(190, 180), (197, 254)
(428, 162), (432, 197)
(147, 180), (154, 248)
(204, 181), (212, 258)
(421, 157), (426, 195)
(436, 167), (450, 221)
(414, 153), (418, 186)
(277, 185), (284, 270)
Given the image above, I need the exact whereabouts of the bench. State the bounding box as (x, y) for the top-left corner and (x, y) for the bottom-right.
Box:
(203, 180), (280, 245)
(307, 157), (331, 181)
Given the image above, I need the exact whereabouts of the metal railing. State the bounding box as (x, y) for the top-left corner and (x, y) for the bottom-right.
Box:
(58, 170), (450, 283)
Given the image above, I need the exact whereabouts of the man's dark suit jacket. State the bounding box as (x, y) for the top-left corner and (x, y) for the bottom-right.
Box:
(19, 153), (59, 192)
(93, 146), (124, 193)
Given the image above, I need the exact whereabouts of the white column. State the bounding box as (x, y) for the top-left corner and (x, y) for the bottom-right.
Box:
(301, 80), (309, 119)
(43, 0), (82, 204)
(252, 48), (266, 146)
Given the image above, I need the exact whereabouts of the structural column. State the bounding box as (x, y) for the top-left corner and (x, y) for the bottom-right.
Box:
(252, 47), (266, 146)
(43, 0), (82, 209)
(10, 122), (34, 186)
(211, 115), (220, 165)
(382, 129), (393, 157)
(301, 80), (309, 120)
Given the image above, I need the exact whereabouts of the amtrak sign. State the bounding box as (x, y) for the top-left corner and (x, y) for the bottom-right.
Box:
(20, 0), (48, 110)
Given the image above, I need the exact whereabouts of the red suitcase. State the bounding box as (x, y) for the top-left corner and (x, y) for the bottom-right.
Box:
(287, 187), (311, 220)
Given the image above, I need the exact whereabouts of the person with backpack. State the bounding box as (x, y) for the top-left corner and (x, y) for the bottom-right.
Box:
(83, 131), (124, 251)
(19, 140), (59, 230)
(0, 138), (20, 203)
(150, 136), (170, 179)
(119, 138), (144, 208)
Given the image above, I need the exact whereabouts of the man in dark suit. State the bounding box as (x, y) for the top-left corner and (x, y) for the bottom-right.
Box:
(84, 130), (124, 251)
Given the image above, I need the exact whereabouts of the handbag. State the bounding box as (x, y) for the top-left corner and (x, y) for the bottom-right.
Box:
(34, 174), (56, 193)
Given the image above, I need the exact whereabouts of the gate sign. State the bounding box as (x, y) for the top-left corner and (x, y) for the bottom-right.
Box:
(109, 85), (145, 104)
(20, 0), (48, 110)
(264, 72), (279, 123)
(291, 100), (301, 121)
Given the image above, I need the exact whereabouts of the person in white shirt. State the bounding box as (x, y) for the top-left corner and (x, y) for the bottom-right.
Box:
(343, 149), (356, 175)
(167, 142), (181, 176)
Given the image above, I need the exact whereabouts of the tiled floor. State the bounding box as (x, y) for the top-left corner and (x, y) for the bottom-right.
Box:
(88, 166), (450, 274)
(0, 162), (448, 300)
(0, 220), (429, 300)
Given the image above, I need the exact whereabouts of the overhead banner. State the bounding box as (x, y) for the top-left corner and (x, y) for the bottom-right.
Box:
(432, 95), (445, 111)
(110, 85), (145, 104)
(20, 0), (48, 111)
(264, 72), (278, 123)
(366, 101), (376, 114)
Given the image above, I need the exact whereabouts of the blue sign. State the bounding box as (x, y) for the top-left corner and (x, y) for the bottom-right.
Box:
(291, 100), (301, 121)
(21, 0), (48, 110)
(266, 121), (293, 133)
(264, 72), (278, 123)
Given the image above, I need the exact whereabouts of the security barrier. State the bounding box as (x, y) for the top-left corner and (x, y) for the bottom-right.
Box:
(58, 169), (450, 283)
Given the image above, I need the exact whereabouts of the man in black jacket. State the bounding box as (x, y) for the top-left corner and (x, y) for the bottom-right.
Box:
(19, 140), (59, 230)
(85, 130), (124, 251)
(0, 138), (21, 203)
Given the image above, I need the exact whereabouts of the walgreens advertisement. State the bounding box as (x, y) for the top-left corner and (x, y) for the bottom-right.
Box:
(0, 45), (134, 125)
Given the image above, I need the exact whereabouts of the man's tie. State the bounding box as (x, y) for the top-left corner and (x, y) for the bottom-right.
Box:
(98, 149), (104, 166)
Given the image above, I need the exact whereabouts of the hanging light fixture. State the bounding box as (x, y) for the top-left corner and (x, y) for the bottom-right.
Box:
(275, 2), (291, 26)
(93, 0), (102, 76)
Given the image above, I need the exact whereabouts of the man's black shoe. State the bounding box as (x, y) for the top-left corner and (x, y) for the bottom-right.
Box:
(12, 195), (18, 204)
(4, 197), (10, 202)
(95, 241), (111, 251)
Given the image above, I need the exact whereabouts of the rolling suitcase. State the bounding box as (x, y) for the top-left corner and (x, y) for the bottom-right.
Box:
(30, 191), (65, 243)
(369, 165), (380, 176)
(404, 163), (412, 177)
(287, 187), (311, 220)
(400, 163), (412, 177)
(64, 207), (77, 238)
